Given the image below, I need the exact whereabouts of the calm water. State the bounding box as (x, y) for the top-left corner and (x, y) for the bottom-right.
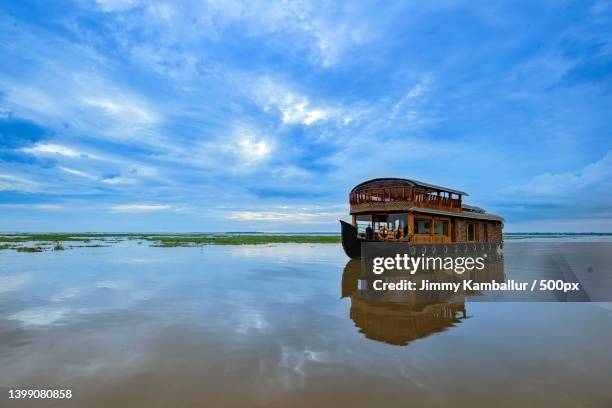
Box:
(1, 242), (612, 407)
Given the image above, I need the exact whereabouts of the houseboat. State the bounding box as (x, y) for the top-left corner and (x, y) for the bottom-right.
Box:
(340, 178), (504, 259)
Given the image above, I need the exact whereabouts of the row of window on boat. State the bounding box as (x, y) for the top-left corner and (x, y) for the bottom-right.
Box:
(356, 214), (480, 242)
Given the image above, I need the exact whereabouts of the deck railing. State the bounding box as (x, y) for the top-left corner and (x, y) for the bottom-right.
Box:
(349, 187), (461, 212)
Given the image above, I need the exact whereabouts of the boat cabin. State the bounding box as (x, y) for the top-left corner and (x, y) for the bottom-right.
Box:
(348, 178), (504, 244)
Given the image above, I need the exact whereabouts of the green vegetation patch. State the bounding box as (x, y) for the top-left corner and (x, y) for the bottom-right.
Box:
(149, 235), (341, 247)
(16, 246), (44, 252)
(0, 233), (341, 249)
(0, 233), (147, 243)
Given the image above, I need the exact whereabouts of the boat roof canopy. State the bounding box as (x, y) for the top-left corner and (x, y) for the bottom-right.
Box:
(351, 177), (468, 196)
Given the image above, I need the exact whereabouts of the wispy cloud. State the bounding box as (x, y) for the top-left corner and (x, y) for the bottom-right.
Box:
(22, 143), (84, 158)
(0, 173), (39, 192)
(502, 150), (612, 197)
(110, 204), (172, 212)
(0, 203), (63, 210)
(227, 211), (322, 223)
(226, 204), (344, 224)
(253, 77), (333, 126)
(59, 166), (97, 180)
(83, 97), (155, 125)
(237, 136), (271, 163)
(101, 176), (137, 185)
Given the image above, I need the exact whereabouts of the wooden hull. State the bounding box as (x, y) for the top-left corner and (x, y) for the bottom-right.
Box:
(340, 220), (365, 259)
(340, 220), (502, 260)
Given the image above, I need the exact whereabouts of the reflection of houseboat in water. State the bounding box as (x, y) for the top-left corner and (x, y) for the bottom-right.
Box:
(350, 298), (466, 346)
(341, 260), (467, 346)
(341, 255), (504, 346)
(340, 178), (504, 259)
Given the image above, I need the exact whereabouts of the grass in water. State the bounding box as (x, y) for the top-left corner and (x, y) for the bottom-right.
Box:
(16, 246), (44, 252)
(150, 235), (341, 247)
(0, 233), (341, 250)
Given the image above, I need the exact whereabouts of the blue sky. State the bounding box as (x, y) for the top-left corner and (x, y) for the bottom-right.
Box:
(1, 0), (611, 232)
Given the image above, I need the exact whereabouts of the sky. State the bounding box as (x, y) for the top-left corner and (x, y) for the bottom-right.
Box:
(0, 0), (611, 232)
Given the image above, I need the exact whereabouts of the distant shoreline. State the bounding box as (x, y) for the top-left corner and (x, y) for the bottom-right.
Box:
(2, 232), (612, 252)
(504, 232), (612, 239)
(1, 232), (612, 236)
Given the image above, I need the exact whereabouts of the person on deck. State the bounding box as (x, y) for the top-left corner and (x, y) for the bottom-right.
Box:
(365, 226), (373, 240)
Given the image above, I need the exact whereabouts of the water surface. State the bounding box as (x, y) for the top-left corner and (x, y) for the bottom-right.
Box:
(1, 242), (611, 407)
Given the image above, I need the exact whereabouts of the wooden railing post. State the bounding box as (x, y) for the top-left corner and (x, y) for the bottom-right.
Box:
(350, 187), (463, 212)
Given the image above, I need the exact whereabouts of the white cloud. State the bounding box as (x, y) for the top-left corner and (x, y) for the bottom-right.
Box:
(502, 150), (612, 196)
(506, 217), (612, 233)
(390, 81), (431, 121)
(237, 136), (271, 162)
(110, 203), (172, 212)
(0, 203), (63, 210)
(36, 204), (63, 210)
(226, 206), (342, 223)
(0, 173), (39, 192)
(290, 103), (328, 126)
(59, 166), (97, 180)
(307, 19), (368, 67)
(2, 84), (61, 118)
(201, 0), (367, 67)
(123, 0), (366, 68)
(227, 211), (316, 222)
(83, 97), (155, 124)
(253, 77), (332, 126)
(187, 125), (273, 169)
(0, 30), (160, 144)
(22, 143), (83, 158)
(405, 83), (427, 99)
(130, 165), (159, 177)
(101, 176), (137, 185)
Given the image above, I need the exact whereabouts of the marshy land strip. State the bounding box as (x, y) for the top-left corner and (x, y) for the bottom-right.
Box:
(0, 233), (341, 251)
(1, 232), (610, 252)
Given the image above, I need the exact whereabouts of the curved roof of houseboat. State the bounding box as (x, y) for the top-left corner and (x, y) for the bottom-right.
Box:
(351, 177), (468, 196)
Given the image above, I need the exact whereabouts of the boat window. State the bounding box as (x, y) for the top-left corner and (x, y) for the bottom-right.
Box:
(356, 215), (372, 235)
(434, 219), (449, 236)
(415, 218), (430, 235)
(388, 213), (407, 230)
(372, 214), (387, 230)
(466, 223), (478, 241)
